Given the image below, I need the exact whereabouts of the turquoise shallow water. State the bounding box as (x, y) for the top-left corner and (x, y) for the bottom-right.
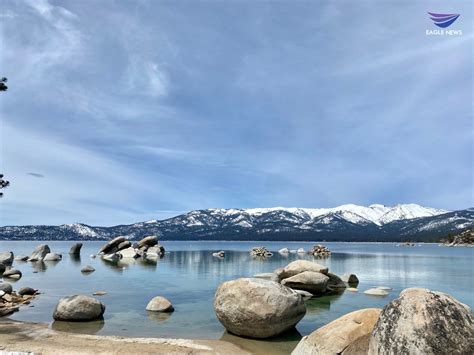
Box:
(0, 241), (473, 354)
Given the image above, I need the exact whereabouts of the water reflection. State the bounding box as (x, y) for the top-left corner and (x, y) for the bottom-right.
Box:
(70, 254), (81, 265)
(52, 319), (105, 334)
(147, 311), (172, 323)
(305, 293), (343, 315)
(31, 261), (47, 272)
(220, 328), (301, 355)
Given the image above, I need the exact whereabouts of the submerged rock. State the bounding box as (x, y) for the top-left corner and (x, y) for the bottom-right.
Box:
(146, 296), (174, 312)
(69, 243), (83, 256)
(292, 308), (381, 355)
(81, 265), (95, 273)
(364, 288), (389, 296)
(281, 271), (329, 294)
(0, 252), (14, 265)
(214, 278), (306, 338)
(29, 244), (50, 261)
(279, 260), (328, 281)
(53, 295), (105, 321)
(14, 255), (29, 261)
(368, 288), (474, 354)
(3, 269), (22, 280)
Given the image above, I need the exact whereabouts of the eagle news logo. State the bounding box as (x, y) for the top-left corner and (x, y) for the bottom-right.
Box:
(426, 12), (462, 36)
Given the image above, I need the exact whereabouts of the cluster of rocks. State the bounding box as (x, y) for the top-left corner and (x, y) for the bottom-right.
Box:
(0, 282), (38, 317)
(214, 260), (359, 339)
(308, 244), (331, 257)
(441, 229), (473, 247)
(98, 236), (165, 261)
(292, 288), (474, 354)
(250, 246), (273, 257)
(212, 251), (225, 258)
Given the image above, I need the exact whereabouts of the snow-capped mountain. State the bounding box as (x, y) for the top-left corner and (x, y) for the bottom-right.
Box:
(0, 204), (471, 242)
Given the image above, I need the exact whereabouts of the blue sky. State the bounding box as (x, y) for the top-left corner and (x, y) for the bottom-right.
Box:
(0, 0), (472, 226)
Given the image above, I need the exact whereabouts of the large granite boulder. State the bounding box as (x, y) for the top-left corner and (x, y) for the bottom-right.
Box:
(0, 252), (14, 265)
(368, 288), (474, 355)
(98, 236), (127, 255)
(69, 243), (83, 256)
(278, 260), (328, 281)
(29, 244), (51, 261)
(281, 271), (329, 294)
(53, 295), (105, 321)
(292, 308), (381, 355)
(118, 247), (138, 259)
(146, 296), (174, 312)
(117, 240), (132, 251)
(147, 245), (165, 257)
(137, 236), (158, 249)
(43, 252), (62, 261)
(214, 278), (306, 338)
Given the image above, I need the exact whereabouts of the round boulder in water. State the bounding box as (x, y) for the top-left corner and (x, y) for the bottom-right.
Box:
(53, 295), (105, 321)
(214, 278), (306, 338)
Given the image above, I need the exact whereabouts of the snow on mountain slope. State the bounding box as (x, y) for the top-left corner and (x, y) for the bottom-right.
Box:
(378, 204), (448, 224)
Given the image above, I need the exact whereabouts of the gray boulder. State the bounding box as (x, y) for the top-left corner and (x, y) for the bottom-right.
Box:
(43, 252), (62, 261)
(214, 278), (306, 338)
(146, 296), (174, 312)
(53, 295), (105, 321)
(0, 282), (12, 294)
(118, 247), (138, 259)
(18, 287), (37, 296)
(98, 236), (127, 255)
(3, 269), (22, 280)
(341, 273), (359, 285)
(69, 243), (83, 256)
(281, 271), (329, 294)
(368, 288), (474, 355)
(117, 240), (132, 251)
(326, 273), (347, 291)
(29, 244), (51, 261)
(292, 308), (381, 355)
(137, 236), (158, 249)
(146, 245), (165, 257)
(0, 263), (5, 275)
(279, 260), (328, 280)
(0, 252), (14, 265)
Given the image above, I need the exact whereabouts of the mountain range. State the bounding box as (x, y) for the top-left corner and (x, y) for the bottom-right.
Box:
(1, 203), (472, 242)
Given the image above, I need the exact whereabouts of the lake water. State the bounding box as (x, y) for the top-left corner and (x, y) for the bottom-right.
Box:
(1, 241), (473, 354)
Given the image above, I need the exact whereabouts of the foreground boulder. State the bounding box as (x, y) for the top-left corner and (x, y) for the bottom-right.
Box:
(278, 260), (328, 281)
(69, 243), (83, 256)
(53, 295), (105, 321)
(368, 288), (474, 354)
(29, 244), (51, 261)
(146, 296), (174, 312)
(0, 252), (14, 265)
(214, 278), (306, 338)
(2, 269), (22, 280)
(292, 308), (381, 355)
(281, 271), (329, 294)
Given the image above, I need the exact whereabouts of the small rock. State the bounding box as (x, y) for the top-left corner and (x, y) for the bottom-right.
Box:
(212, 251), (225, 258)
(43, 252), (62, 261)
(14, 255), (29, 261)
(279, 248), (290, 254)
(2, 269), (22, 280)
(364, 288), (389, 296)
(2, 293), (12, 302)
(81, 265), (95, 273)
(341, 273), (359, 285)
(93, 291), (107, 296)
(0, 282), (12, 294)
(146, 296), (174, 312)
(297, 248), (306, 254)
(18, 287), (37, 296)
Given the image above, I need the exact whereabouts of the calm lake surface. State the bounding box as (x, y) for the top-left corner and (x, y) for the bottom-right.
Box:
(1, 241), (473, 354)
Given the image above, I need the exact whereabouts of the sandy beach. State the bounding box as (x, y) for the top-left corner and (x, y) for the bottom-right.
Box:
(0, 318), (250, 355)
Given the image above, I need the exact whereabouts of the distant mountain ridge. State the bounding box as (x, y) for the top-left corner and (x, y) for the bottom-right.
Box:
(0, 204), (472, 242)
